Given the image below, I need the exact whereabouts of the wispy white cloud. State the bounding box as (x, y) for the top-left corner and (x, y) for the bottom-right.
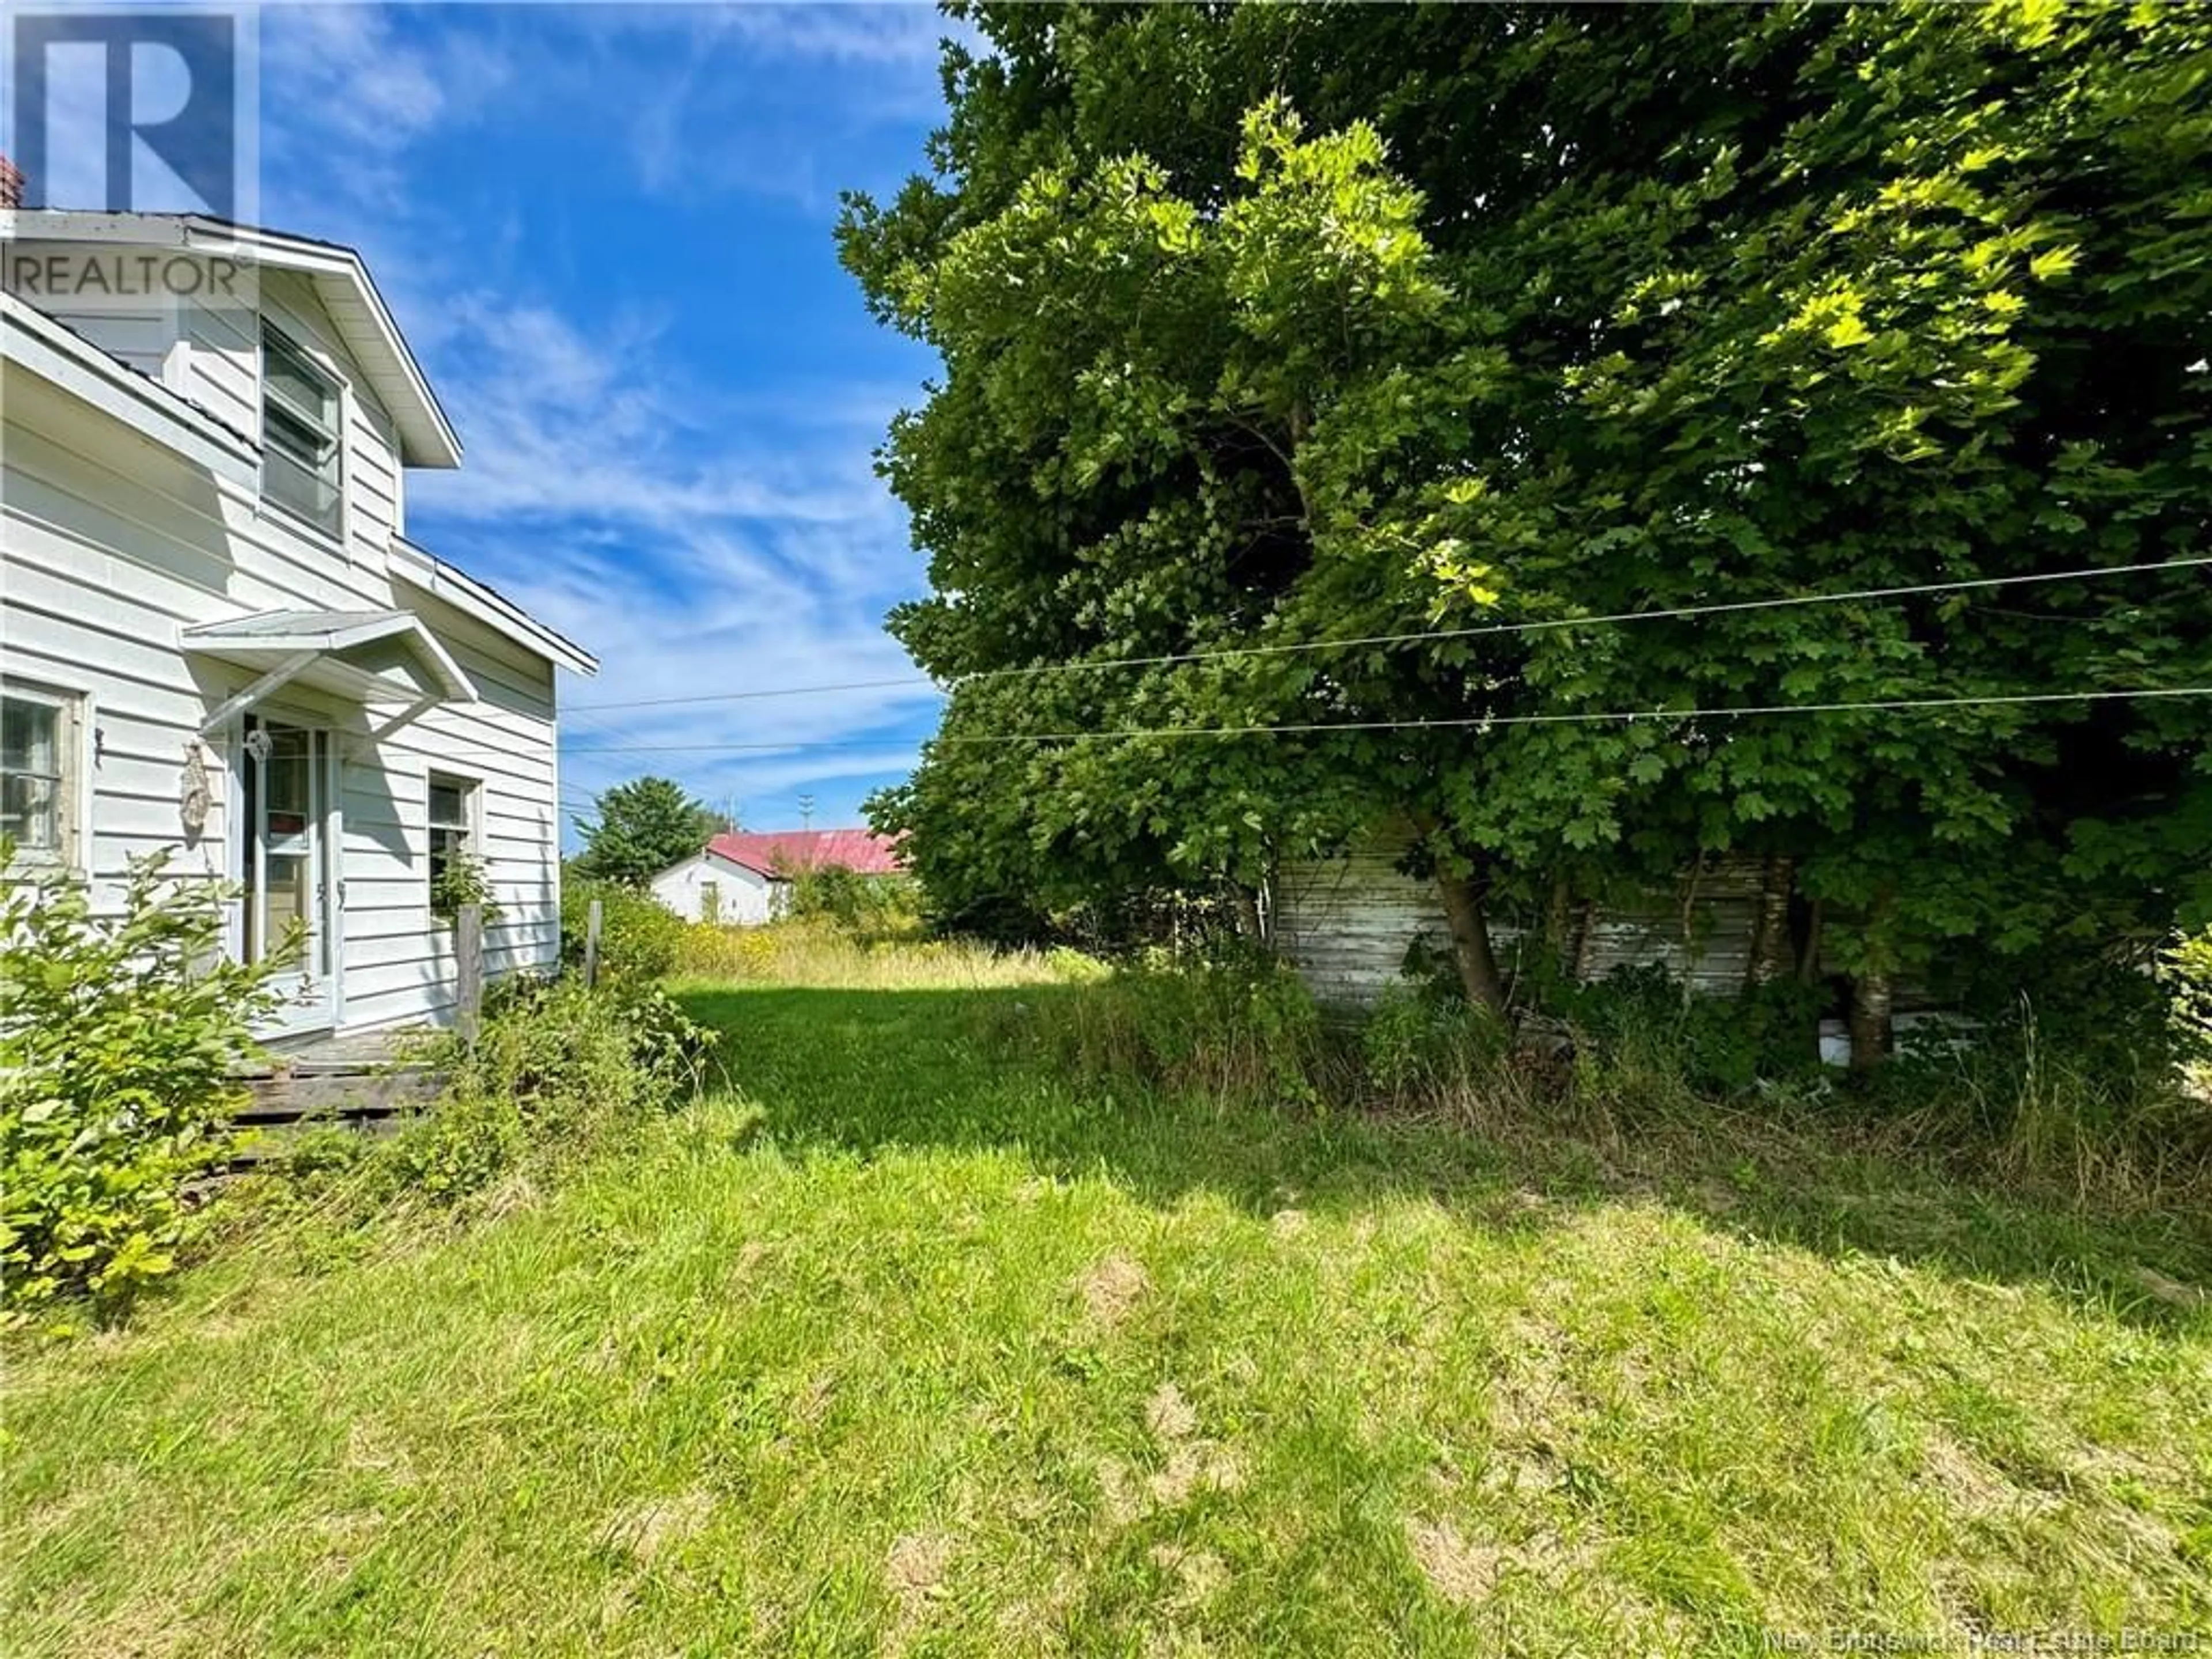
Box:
(406, 296), (880, 528)
(528, 540), (940, 830)
(259, 5), (507, 214)
(264, 6), (449, 143)
(251, 3), (948, 830)
(396, 282), (939, 823)
(575, 4), (955, 72)
(590, 3), (962, 215)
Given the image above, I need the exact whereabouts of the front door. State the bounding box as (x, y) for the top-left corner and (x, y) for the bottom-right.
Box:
(240, 716), (336, 1036)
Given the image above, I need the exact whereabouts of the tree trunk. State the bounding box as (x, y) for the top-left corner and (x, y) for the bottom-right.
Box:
(1745, 854), (1796, 988)
(1848, 968), (1893, 1072)
(1796, 897), (1825, 986)
(1573, 899), (1600, 982)
(1232, 885), (1263, 944)
(1847, 889), (1897, 1072)
(1544, 876), (1573, 956)
(1546, 877), (1590, 990)
(1435, 867), (1508, 1014)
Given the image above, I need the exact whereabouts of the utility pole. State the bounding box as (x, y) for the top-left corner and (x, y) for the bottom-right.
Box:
(798, 793), (815, 831)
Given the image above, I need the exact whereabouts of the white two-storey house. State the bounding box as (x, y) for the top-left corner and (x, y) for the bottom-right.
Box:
(0, 208), (596, 1041)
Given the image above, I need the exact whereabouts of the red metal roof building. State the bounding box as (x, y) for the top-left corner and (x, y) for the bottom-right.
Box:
(704, 829), (906, 879)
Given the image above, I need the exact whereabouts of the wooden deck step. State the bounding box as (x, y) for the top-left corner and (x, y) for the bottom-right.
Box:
(235, 1065), (442, 1127)
(217, 1027), (450, 1175)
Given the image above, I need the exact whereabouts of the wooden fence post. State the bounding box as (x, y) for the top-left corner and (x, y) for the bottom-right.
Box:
(584, 897), (602, 990)
(456, 902), (484, 1049)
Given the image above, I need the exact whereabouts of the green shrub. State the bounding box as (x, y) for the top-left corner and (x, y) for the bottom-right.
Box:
(560, 873), (685, 984)
(780, 865), (918, 935)
(381, 976), (716, 1205)
(1033, 946), (1326, 1105)
(0, 848), (289, 1325)
(1361, 979), (1512, 1105)
(2162, 929), (2211, 1069)
(1955, 946), (2182, 1088)
(1558, 965), (1825, 1096)
(430, 846), (499, 925)
(930, 891), (1054, 948)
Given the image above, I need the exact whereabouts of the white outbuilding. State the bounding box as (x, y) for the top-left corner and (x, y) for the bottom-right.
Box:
(649, 829), (906, 925)
(649, 845), (781, 926)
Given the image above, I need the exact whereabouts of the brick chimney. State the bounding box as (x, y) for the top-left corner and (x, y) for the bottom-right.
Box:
(0, 156), (22, 209)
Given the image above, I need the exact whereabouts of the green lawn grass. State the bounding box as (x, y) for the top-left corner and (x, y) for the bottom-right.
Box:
(5, 968), (2209, 1656)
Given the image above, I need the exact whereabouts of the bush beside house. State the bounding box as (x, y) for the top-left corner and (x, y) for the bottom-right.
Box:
(0, 849), (289, 1325)
(561, 872), (688, 983)
(1, 847), (718, 1330)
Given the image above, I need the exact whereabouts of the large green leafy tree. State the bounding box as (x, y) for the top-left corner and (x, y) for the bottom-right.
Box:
(572, 777), (721, 888)
(844, 3), (2212, 1052)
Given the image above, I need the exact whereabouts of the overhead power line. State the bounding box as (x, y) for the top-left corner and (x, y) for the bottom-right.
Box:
(562, 554), (2212, 715)
(570, 674), (935, 714)
(546, 683), (2211, 757)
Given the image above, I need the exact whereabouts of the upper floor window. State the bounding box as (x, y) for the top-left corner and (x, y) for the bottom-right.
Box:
(262, 322), (343, 537)
(0, 683), (82, 868)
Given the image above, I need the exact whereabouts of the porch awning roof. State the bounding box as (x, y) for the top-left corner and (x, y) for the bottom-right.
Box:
(183, 609), (478, 736)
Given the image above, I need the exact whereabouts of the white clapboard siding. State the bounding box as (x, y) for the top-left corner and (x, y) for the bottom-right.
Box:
(1275, 833), (1767, 1007)
(46, 307), (169, 377)
(2, 261), (573, 1039)
(4, 414), (400, 616)
(6, 239), (205, 397)
(332, 616), (563, 1031)
(347, 395), (402, 564)
(181, 293), (259, 438)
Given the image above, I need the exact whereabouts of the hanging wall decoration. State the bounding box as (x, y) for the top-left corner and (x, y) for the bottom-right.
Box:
(179, 739), (214, 840)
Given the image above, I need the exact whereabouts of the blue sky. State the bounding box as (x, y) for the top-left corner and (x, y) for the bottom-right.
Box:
(255, 3), (960, 839)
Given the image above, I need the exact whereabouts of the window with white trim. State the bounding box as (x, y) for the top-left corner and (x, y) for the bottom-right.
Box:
(261, 321), (343, 536)
(427, 772), (478, 918)
(0, 683), (81, 867)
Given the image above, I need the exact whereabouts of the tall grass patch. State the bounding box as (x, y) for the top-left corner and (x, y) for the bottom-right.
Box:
(673, 916), (1105, 991)
(985, 947), (1330, 1105)
(971, 948), (2212, 1209)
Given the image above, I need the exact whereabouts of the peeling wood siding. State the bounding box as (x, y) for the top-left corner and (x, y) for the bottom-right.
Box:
(51, 306), (169, 377)
(1275, 835), (1767, 1006)
(1577, 858), (1766, 994)
(1274, 843), (1464, 1008)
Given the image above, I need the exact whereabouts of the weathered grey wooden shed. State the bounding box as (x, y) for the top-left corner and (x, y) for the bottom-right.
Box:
(1272, 831), (1774, 1007)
